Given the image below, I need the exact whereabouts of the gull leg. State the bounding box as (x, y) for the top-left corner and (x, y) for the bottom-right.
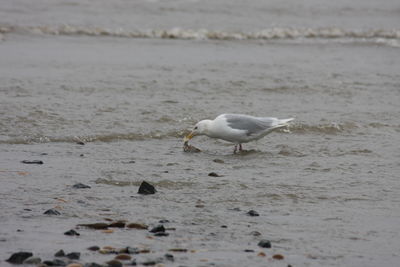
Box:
(239, 144), (243, 151)
(233, 144), (238, 154)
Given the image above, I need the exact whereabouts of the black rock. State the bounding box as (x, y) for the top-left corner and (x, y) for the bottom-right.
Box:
(43, 259), (66, 266)
(84, 263), (103, 267)
(208, 172), (221, 177)
(142, 260), (157, 266)
(258, 239), (272, 248)
(6, 252), (33, 264)
(164, 253), (174, 261)
(106, 259), (123, 267)
(221, 225), (228, 228)
(87, 246), (100, 251)
(54, 249), (65, 257)
(247, 210), (259, 216)
(72, 183), (91, 189)
(138, 181), (156, 195)
(64, 229), (80, 236)
(76, 141), (85, 145)
(21, 160), (43, 164)
(154, 232), (169, 237)
(244, 249), (255, 252)
(44, 209), (61, 215)
(250, 231), (261, 236)
(159, 219), (169, 223)
(149, 225), (165, 233)
(66, 252), (80, 260)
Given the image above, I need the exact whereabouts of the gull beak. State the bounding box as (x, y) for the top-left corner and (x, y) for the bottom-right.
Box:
(183, 132), (195, 142)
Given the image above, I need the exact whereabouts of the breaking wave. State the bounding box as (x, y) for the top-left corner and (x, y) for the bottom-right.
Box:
(1, 24), (399, 46)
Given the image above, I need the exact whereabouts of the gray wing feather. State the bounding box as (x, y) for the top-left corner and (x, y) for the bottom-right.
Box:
(224, 114), (277, 136)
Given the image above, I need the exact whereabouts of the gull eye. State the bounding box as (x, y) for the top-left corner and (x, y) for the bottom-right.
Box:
(194, 126), (198, 130)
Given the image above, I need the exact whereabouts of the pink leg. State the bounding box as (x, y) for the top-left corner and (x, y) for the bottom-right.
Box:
(239, 144), (243, 151)
(233, 144), (238, 154)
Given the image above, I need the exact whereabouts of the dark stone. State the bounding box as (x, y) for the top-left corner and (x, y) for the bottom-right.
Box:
(250, 231), (261, 236)
(43, 259), (66, 266)
(130, 260), (137, 266)
(154, 232), (169, 237)
(126, 223), (148, 229)
(77, 223), (109, 229)
(21, 160), (43, 164)
(54, 249), (65, 257)
(221, 225), (228, 228)
(87, 246), (100, 251)
(106, 259), (123, 267)
(247, 210), (259, 216)
(44, 209), (61, 215)
(76, 141), (85, 145)
(159, 219), (169, 223)
(84, 263), (103, 267)
(149, 225), (165, 233)
(64, 229), (80, 236)
(142, 260), (157, 266)
(23, 256), (41, 264)
(258, 239), (272, 248)
(208, 172), (221, 177)
(6, 252), (33, 264)
(72, 183), (91, 189)
(66, 252), (80, 260)
(244, 249), (255, 252)
(108, 221), (126, 228)
(164, 253), (174, 261)
(213, 159), (225, 163)
(138, 181), (156, 195)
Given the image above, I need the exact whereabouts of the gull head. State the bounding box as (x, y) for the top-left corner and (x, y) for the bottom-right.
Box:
(184, 120), (211, 142)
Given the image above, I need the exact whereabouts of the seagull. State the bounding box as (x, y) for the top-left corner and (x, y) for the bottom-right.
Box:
(184, 114), (294, 153)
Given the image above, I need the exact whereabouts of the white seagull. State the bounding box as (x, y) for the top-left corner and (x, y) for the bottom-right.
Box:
(184, 114), (294, 153)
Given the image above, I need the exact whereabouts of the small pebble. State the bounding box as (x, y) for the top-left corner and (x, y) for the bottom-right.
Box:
(66, 252), (80, 260)
(66, 264), (83, 267)
(244, 249), (255, 253)
(258, 252), (266, 257)
(85, 263), (103, 267)
(159, 219), (169, 223)
(64, 229), (80, 236)
(6, 252), (33, 264)
(114, 254), (131, 261)
(127, 223), (148, 229)
(102, 229), (114, 233)
(77, 223), (109, 229)
(250, 231), (261, 236)
(149, 225), (165, 233)
(76, 141), (85, 145)
(23, 256), (42, 264)
(108, 221), (126, 228)
(44, 209), (61, 215)
(87, 246), (100, 251)
(273, 254), (284, 260)
(247, 210), (259, 216)
(21, 160), (43, 164)
(72, 183), (91, 189)
(257, 239), (272, 248)
(221, 225), (228, 228)
(138, 181), (157, 195)
(106, 259), (123, 267)
(168, 248), (188, 252)
(154, 232), (169, 237)
(142, 260), (157, 266)
(164, 254), (174, 261)
(54, 249), (65, 257)
(208, 172), (221, 177)
(213, 159), (225, 163)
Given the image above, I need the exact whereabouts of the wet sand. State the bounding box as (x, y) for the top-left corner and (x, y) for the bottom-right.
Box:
(1, 1), (400, 266)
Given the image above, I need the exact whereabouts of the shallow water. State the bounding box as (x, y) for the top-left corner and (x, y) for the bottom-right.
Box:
(1, 1), (400, 267)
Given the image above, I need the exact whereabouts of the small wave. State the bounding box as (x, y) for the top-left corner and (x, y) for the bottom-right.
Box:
(287, 122), (359, 135)
(0, 130), (185, 145)
(1, 24), (399, 45)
